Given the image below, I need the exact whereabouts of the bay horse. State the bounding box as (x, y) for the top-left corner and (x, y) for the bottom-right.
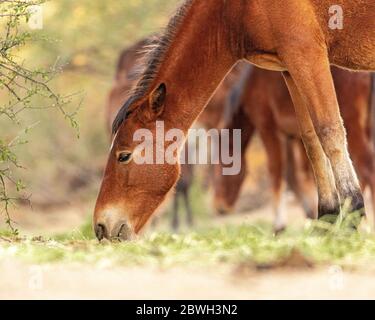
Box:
(94, 0), (375, 241)
(214, 66), (375, 232)
(105, 38), (246, 231)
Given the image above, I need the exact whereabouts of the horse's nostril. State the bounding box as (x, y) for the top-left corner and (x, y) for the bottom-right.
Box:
(95, 224), (107, 241)
(94, 220), (132, 242)
(118, 224), (125, 238)
(117, 223), (132, 241)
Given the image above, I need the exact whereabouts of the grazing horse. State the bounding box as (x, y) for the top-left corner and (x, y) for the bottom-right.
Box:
(214, 66), (375, 232)
(94, 0), (375, 241)
(105, 38), (246, 231)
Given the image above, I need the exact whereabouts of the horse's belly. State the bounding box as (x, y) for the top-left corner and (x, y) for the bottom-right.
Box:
(246, 53), (286, 72)
(329, 21), (375, 71)
(331, 52), (375, 72)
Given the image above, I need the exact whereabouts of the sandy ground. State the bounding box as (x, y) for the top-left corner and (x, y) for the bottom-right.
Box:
(2, 260), (375, 300)
(1, 192), (375, 300)
(1, 203), (92, 236)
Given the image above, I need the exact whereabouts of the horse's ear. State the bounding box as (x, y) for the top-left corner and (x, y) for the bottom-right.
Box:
(149, 83), (166, 117)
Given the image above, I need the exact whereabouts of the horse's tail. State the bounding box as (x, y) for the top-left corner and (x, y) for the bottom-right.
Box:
(222, 63), (253, 126)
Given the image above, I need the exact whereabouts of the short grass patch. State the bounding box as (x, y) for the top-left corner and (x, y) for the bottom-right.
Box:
(1, 216), (375, 270)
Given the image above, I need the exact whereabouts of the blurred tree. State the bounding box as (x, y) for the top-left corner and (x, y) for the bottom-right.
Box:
(0, 0), (78, 232)
(29, 0), (179, 75)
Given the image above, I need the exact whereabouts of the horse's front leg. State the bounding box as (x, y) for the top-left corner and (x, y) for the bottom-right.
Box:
(283, 71), (339, 219)
(282, 52), (365, 220)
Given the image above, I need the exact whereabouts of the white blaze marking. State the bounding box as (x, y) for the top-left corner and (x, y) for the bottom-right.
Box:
(110, 131), (119, 151)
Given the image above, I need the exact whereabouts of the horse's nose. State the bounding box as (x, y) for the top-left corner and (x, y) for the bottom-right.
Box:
(94, 220), (133, 241)
(94, 223), (107, 241)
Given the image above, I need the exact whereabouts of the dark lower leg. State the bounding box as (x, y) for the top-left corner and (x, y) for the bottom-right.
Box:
(183, 190), (194, 227)
(309, 105), (364, 215)
(172, 194), (180, 231)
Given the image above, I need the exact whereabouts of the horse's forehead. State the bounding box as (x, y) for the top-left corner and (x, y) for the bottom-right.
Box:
(110, 124), (134, 151)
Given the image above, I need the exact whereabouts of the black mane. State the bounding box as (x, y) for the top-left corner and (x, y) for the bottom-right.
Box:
(112, 0), (194, 134)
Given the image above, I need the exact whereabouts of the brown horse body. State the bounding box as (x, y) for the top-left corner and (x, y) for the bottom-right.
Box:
(95, 0), (375, 240)
(214, 66), (375, 231)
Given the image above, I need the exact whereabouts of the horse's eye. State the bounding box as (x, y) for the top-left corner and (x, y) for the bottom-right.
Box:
(118, 152), (132, 164)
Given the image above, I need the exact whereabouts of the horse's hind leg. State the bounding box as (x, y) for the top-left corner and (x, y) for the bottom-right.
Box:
(172, 193), (180, 231)
(346, 126), (375, 226)
(283, 55), (364, 220)
(368, 176), (375, 228)
(258, 120), (286, 233)
(282, 71), (340, 219)
(286, 138), (317, 220)
(183, 188), (194, 227)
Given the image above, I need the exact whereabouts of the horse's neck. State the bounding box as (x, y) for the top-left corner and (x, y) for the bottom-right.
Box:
(154, 1), (240, 133)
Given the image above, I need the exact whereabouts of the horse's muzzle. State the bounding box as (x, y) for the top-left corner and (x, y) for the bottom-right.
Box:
(94, 220), (133, 241)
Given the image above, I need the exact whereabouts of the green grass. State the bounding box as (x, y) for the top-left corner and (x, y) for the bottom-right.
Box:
(1, 214), (375, 270)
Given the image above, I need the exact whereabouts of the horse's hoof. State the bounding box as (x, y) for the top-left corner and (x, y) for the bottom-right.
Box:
(345, 193), (365, 217)
(318, 203), (340, 222)
(274, 225), (286, 235)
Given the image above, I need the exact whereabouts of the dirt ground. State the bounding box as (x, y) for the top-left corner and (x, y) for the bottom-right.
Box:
(2, 260), (375, 300)
(1, 192), (375, 300)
